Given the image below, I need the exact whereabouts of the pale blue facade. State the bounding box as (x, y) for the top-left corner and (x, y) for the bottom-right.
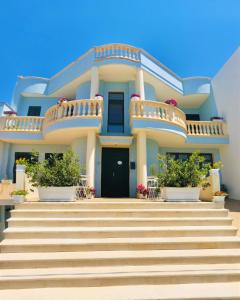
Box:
(0, 44), (229, 197)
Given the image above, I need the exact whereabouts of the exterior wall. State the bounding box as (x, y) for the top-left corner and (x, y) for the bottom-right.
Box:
(147, 139), (159, 175)
(0, 103), (13, 116)
(144, 83), (156, 100)
(71, 137), (87, 171)
(199, 88), (218, 121)
(76, 81), (91, 99)
(212, 48), (240, 200)
(17, 96), (57, 116)
(100, 81), (135, 136)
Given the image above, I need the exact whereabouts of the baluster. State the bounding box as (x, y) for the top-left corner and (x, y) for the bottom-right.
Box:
(82, 101), (86, 116)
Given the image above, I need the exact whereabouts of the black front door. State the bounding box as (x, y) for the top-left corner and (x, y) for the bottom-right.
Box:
(101, 148), (129, 197)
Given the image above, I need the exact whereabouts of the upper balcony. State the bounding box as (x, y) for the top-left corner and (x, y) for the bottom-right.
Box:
(130, 100), (228, 145)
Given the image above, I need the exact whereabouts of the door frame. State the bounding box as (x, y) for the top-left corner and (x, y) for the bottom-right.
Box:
(100, 147), (130, 197)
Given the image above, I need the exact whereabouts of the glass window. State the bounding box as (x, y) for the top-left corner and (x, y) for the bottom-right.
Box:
(186, 114), (200, 121)
(108, 92), (124, 132)
(27, 106), (41, 116)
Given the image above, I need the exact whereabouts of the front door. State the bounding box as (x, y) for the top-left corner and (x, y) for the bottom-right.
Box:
(101, 148), (129, 197)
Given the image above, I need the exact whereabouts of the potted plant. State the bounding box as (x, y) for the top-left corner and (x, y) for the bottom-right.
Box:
(130, 93), (140, 101)
(213, 191), (228, 203)
(164, 99), (178, 107)
(210, 116), (224, 122)
(94, 93), (103, 100)
(10, 190), (28, 203)
(136, 184), (149, 199)
(26, 149), (81, 201)
(86, 186), (96, 199)
(158, 152), (211, 202)
(57, 97), (68, 106)
(209, 161), (224, 176)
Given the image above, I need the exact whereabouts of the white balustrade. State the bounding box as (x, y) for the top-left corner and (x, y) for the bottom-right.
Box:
(0, 116), (44, 131)
(95, 44), (140, 61)
(186, 121), (227, 136)
(130, 100), (186, 129)
(45, 99), (103, 125)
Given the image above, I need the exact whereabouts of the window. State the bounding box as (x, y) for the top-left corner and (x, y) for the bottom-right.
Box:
(186, 114), (200, 121)
(108, 92), (124, 132)
(27, 106), (41, 116)
(167, 152), (213, 166)
(45, 153), (63, 166)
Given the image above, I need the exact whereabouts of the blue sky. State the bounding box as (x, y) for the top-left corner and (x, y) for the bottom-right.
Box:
(0, 0), (240, 102)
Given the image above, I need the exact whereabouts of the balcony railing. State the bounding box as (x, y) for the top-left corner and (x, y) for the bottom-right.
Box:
(130, 100), (186, 130)
(95, 44), (140, 62)
(0, 116), (44, 132)
(44, 99), (103, 125)
(186, 121), (227, 136)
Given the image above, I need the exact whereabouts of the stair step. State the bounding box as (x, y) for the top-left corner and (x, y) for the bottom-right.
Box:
(0, 282), (239, 300)
(4, 226), (237, 239)
(15, 201), (224, 209)
(1, 249), (240, 269)
(11, 208), (229, 218)
(2, 236), (240, 253)
(7, 216), (233, 227)
(1, 263), (240, 289)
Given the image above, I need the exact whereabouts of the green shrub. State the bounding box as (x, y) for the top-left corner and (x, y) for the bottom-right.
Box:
(11, 190), (28, 196)
(158, 151), (211, 188)
(26, 149), (81, 187)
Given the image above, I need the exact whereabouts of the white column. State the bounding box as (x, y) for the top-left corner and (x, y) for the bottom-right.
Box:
(90, 66), (99, 99)
(86, 130), (96, 187)
(16, 165), (26, 190)
(137, 132), (147, 186)
(136, 68), (145, 100)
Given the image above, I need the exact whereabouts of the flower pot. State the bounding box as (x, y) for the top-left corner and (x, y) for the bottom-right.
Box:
(213, 195), (226, 203)
(137, 193), (147, 199)
(87, 194), (94, 199)
(94, 96), (103, 100)
(209, 169), (220, 175)
(12, 195), (25, 203)
(161, 187), (201, 202)
(131, 96), (140, 101)
(38, 186), (77, 202)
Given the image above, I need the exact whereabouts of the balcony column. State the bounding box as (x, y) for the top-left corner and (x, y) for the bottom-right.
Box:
(136, 131), (147, 187)
(136, 68), (145, 100)
(90, 66), (99, 99)
(86, 130), (96, 187)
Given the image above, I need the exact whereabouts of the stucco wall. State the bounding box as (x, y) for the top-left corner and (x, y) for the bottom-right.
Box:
(17, 96), (57, 116)
(212, 48), (240, 200)
(76, 81), (91, 99)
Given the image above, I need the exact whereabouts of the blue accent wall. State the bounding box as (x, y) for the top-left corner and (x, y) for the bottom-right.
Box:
(200, 87), (218, 121)
(76, 81), (91, 99)
(17, 96), (57, 116)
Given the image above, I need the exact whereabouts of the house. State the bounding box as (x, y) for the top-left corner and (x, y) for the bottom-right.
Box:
(0, 43), (234, 198)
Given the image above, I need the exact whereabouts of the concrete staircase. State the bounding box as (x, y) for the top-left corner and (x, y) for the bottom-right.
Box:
(1, 199), (240, 299)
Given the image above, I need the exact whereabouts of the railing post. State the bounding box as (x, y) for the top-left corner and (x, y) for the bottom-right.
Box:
(136, 68), (145, 100)
(90, 66), (99, 99)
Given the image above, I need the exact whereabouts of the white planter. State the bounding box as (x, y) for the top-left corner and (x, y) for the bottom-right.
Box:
(38, 186), (77, 202)
(94, 96), (103, 100)
(209, 169), (219, 175)
(161, 187), (201, 202)
(12, 195), (25, 203)
(213, 195), (226, 203)
(137, 193), (147, 199)
(131, 96), (140, 101)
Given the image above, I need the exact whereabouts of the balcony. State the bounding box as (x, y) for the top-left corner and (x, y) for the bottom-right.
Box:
(130, 100), (228, 144)
(95, 44), (140, 62)
(0, 99), (103, 143)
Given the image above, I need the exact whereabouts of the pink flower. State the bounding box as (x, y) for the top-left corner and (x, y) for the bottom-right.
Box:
(131, 93), (140, 98)
(4, 111), (16, 115)
(164, 99), (178, 107)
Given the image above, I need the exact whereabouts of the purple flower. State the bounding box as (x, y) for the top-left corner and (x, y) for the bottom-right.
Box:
(131, 93), (140, 98)
(4, 111), (17, 115)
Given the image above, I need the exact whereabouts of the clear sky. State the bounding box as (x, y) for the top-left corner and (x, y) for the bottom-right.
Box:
(0, 0), (240, 102)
